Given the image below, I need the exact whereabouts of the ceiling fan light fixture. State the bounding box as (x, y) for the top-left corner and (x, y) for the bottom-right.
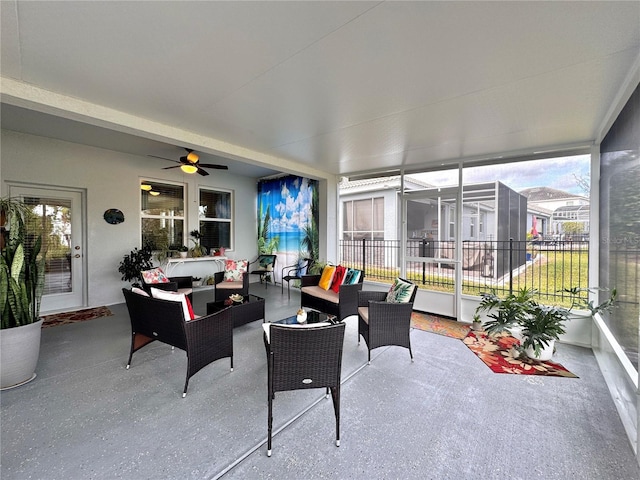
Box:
(181, 164), (198, 174)
(149, 191), (160, 196)
(186, 152), (199, 163)
(140, 184), (152, 191)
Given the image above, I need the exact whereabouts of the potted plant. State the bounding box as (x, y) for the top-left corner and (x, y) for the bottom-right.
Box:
(177, 245), (189, 258)
(189, 230), (207, 258)
(118, 243), (153, 287)
(476, 287), (569, 360)
(562, 286), (617, 317)
(1, 196), (46, 389)
(519, 304), (569, 360)
(471, 313), (483, 332)
(475, 287), (538, 341)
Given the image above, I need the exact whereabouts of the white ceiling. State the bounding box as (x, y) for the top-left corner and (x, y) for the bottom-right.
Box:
(1, 1), (639, 179)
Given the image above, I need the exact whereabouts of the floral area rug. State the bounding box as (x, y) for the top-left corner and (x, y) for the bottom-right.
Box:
(42, 306), (113, 328)
(463, 331), (578, 377)
(411, 311), (471, 340)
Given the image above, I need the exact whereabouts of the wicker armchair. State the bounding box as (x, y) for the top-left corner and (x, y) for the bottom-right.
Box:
(265, 322), (346, 457)
(357, 279), (417, 364)
(212, 270), (249, 302)
(122, 288), (233, 397)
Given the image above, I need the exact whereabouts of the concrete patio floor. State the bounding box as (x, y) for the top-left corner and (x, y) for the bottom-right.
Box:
(1, 284), (638, 479)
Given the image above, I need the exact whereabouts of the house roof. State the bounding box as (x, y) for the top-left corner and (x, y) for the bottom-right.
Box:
(519, 187), (588, 203)
(339, 175), (433, 191)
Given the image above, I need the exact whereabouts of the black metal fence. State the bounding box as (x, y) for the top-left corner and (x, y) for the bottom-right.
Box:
(339, 238), (593, 305)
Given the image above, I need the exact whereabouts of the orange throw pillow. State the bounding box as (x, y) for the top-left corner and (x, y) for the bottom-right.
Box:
(318, 265), (337, 290)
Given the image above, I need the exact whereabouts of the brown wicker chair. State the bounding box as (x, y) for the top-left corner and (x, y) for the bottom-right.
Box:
(357, 279), (417, 364)
(122, 288), (233, 397)
(265, 322), (345, 457)
(212, 270), (249, 302)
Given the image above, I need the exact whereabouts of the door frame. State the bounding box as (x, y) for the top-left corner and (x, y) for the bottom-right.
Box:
(7, 182), (87, 313)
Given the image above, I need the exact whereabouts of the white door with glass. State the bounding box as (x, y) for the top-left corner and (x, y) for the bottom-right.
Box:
(9, 186), (85, 312)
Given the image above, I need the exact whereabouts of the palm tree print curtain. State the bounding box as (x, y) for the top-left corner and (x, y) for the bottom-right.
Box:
(257, 176), (319, 274)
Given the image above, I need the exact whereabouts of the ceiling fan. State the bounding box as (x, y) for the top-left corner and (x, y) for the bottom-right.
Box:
(148, 148), (228, 176)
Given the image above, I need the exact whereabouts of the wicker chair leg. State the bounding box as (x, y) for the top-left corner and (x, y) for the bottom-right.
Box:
(267, 396), (273, 457)
(183, 376), (189, 398)
(331, 385), (341, 447)
(409, 343), (414, 362)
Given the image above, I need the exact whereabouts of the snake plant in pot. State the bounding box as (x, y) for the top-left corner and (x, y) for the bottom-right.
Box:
(1, 197), (46, 389)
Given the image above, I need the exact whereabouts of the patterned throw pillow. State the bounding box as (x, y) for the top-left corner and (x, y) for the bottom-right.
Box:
(318, 265), (337, 290)
(330, 265), (347, 293)
(141, 267), (170, 284)
(224, 259), (248, 282)
(385, 278), (416, 303)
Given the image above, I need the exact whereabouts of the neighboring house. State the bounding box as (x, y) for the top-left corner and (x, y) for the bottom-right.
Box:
(339, 176), (527, 244)
(339, 177), (528, 278)
(519, 187), (590, 238)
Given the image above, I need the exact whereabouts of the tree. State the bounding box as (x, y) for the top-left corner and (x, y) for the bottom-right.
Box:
(563, 221), (583, 235)
(301, 185), (319, 261)
(573, 173), (590, 196)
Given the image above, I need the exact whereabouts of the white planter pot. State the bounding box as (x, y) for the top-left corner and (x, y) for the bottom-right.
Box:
(525, 339), (555, 361)
(508, 325), (525, 343)
(1, 319), (43, 390)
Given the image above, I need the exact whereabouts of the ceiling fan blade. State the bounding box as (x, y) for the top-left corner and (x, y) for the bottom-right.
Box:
(198, 163), (229, 170)
(197, 167), (210, 176)
(148, 154), (179, 163)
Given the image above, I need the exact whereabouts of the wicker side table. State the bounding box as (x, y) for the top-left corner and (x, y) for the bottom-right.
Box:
(206, 294), (265, 328)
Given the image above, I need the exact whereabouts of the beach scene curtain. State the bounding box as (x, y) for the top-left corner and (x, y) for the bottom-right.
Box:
(256, 176), (319, 276)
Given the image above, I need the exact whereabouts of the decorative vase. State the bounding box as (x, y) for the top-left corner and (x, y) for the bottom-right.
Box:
(1, 319), (43, 390)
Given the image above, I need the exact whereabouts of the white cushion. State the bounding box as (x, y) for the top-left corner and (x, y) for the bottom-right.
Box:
(150, 287), (191, 321)
(262, 321), (331, 343)
(132, 287), (149, 297)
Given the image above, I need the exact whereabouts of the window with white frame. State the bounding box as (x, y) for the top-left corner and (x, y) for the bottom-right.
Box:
(199, 188), (232, 251)
(342, 197), (384, 240)
(140, 180), (185, 250)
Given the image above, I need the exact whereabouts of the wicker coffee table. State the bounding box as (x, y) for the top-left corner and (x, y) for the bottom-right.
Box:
(206, 294), (265, 328)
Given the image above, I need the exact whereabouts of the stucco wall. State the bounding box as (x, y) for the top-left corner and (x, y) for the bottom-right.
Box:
(1, 129), (260, 309)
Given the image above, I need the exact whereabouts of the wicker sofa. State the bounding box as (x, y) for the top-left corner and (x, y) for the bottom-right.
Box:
(300, 271), (364, 321)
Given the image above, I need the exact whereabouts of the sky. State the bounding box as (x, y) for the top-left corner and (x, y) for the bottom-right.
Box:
(411, 154), (591, 195)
